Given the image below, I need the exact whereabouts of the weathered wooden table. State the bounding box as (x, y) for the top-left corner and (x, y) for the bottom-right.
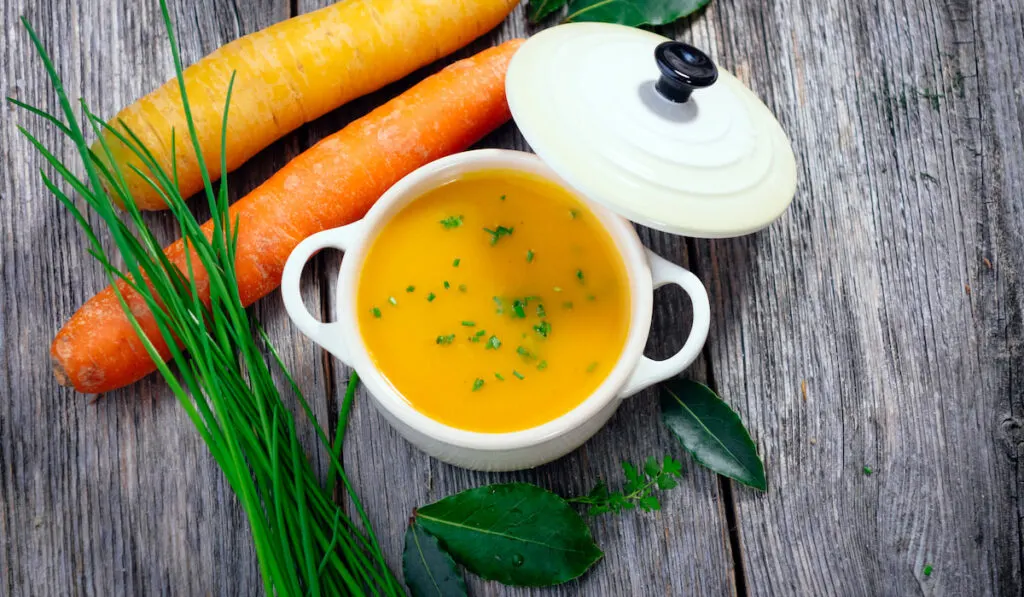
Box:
(2, 0), (1021, 595)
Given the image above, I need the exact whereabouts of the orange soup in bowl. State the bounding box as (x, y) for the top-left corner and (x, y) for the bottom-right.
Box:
(356, 170), (630, 433)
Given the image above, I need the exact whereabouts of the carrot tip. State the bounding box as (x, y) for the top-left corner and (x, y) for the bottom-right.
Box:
(51, 355), (72, 387)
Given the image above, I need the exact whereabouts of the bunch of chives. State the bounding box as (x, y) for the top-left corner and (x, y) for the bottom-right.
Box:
(11, 3), (402, 595)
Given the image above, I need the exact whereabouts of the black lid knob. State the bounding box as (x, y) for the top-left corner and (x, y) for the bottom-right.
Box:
(654, 41), (718, 103)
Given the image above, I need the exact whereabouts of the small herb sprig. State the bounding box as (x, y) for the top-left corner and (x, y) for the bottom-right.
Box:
(483, 225), (514, 245)
(440, 215), (463, 229)
(512, 299), (527, 318)
(569, 456), (683, 515)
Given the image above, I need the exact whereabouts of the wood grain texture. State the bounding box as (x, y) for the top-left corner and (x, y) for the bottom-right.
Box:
(2, 0), (1022, 595)
(691, 0), (1024, 594)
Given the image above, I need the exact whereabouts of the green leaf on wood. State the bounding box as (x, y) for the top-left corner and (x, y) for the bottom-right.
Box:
(643, 456), (661, 478)
(660, 379), (767, 490)
(403, 521), (467, 597)
(565, 0), (712, 27)
(529, 0), (569, 21)
(414, 483), (603, 587)
(638, 495), (660, 511)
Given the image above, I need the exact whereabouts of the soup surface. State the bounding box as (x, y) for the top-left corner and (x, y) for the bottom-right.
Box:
(356, 169), (630, 433)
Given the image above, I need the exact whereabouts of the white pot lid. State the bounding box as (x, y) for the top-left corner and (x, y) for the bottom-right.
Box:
(505, 23), (798, 238)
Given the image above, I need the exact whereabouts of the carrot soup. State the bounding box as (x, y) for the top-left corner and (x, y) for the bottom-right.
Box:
(356, 170), (630, 433)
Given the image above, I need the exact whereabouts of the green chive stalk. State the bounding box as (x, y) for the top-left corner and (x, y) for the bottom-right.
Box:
(11, 3), (403, 595)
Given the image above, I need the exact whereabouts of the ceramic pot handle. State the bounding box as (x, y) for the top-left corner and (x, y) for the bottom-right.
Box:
(280, 221), (367, 366)
(618, 250), (710, 398)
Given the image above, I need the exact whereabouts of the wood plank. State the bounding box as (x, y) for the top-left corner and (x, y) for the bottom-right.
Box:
(694, 0), (1024, 594)
(0, 1), (321, 594)
(293, 2), (739, 595)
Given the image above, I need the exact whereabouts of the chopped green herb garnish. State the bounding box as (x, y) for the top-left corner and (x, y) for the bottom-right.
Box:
(472, 378), (485, 392)
(526, 250), (534, 263)
(443, 280), (451, 290)
(452, 258), (461, 267)
(563, 301), (574, 309)
(586, 361), (599, 373)
(516, 346), (537, 360)
(923, 565), (933, 577)
(493, 296), (505, 314)
(486, 335), (501, 350)
(499, 194), (506, 201)
(388, 296), (398, 306)
(461, 321), (476, 327)
(427, 292), (436, 302)
(440, 215), (463, 229)
(436, 334), (456, 345)
(495, 373), (505, 381)
(570, 209), (579, 219)
(458, 284), (467, 292)
(512, 370), (525, 380)
(483, 225), (514, 246)
(474, 329), (487, 338)
(406, 285), (415, 293)
(863, 466), (873, 476)
(576, 269), (585, 283)
(533, 321), (551, 338)
(371, 307), (382, 318)
(512, 299), (527, 318)
(587, 294), (596, 301)
(537, 360), (548, 371)
(536, 304), (546, 318)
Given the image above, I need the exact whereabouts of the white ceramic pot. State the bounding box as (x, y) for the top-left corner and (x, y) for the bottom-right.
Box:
(281, 149), (710, 471)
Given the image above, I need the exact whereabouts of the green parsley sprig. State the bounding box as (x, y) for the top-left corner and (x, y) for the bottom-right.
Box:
(440, 215), (463, 229)
(570, 456), (683, 515)
(483, 225), (514, 245)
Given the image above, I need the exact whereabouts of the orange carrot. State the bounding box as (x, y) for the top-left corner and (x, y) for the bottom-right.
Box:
(97, 0), (519, 211)
(53, 40), (524, 394)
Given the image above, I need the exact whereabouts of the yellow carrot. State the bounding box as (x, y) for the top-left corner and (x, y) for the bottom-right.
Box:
(97, 0), (518, 210)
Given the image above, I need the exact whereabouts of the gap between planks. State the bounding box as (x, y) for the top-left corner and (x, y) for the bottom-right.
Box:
(686, 234), (751, 597)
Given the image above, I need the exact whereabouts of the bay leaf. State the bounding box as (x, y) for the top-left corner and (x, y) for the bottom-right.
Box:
(660, 379), (767, 490)
(414, 483), (603, 586)
(565, 0), (711, 27)
(528, 0), (568, 22)
(403, 521), (467, 597)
